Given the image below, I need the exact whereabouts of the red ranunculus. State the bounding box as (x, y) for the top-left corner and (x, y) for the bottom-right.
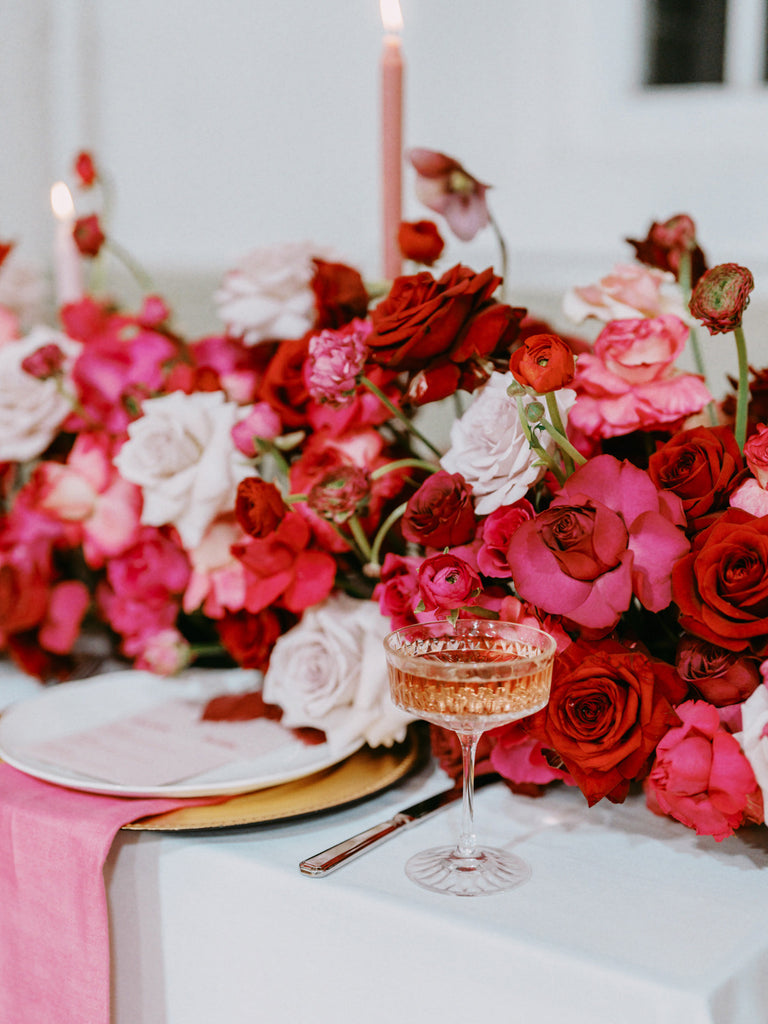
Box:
(311, 259), (369, 330)
(398, 220), (445, 266)
(73, 214), (105, 257)
(367, 264), (518, 371)
(235, 478), (286, 538)
(689, 263), (754, 335)
(647, 425), (744, 530)
(417, 552), (482, 614)
(509, 333), (575, 393)
(215, 607), (284, 670)
(525, 639), (687, 805)
(671, 508), (768, 653)
(401, 470), (476, 548)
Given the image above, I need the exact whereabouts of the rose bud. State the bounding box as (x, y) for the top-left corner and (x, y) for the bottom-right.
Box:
(689, 263), (755, 335)
(307, 464), (369, 524)
(509, 333), (575, 394)
(20, 342), (66, 380)
(398, 220), (445, 266)
(402, 470), (477, 548)
(675, 635), (761, 706)
(235, 477), (286, 538)
(73, 214), (106, 258)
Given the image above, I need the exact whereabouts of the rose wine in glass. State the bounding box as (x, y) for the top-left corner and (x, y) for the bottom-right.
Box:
(384, 619), (556, 897)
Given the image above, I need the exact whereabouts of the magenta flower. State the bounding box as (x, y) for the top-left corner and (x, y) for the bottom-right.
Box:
(506, 455), (690, 633)
(417, 552), (482, 615)
(408, 148), (490, 242)
(306, 319), (371, 407)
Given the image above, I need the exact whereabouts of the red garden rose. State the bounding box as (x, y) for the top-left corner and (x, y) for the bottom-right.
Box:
(398, 220), (445, 266)
(647, 425), (744, 530)
(401, 470), (476, 548)
(417, 552), (482, 614)
(235, 477), (286, 539)
(675, 635), (760, 706)
(215, 607), (283, 670)
(367, 264), (521, 372)
(525, 639), (687, 805)
(509, 333), (575, 393)
(689, 263), (754, 335)
(311, 259), (369, 330)
(258, 337), (310, 428)
(671, 508), (768, 654)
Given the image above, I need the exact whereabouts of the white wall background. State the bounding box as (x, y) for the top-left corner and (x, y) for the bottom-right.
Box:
(1, 0), (767, 389)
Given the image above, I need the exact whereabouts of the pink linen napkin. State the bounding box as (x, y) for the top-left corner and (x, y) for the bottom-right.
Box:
(0, 763), (221, 1024)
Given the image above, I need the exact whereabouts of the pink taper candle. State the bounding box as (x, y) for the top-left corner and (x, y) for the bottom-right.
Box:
(380, 0), (404, 281)
(50, 181), (83, 306)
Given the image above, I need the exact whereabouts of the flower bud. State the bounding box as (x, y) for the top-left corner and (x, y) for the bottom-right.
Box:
(689, 263), (754, 335)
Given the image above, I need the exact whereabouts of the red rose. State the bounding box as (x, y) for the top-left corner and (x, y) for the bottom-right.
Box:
(73, 214), (105, 257)
(647, 425), (744, 530)
(258, 337), (310, 428)
(525, 639), (687, 805)
(311, 259), (368, 330)
(417, 552), (482, 614)
(509, 333), (575, 393)
(404, 361), (461, 406)
(689, 263), (754, 335)
(401, 470), (476, 548)
(398, 220), (445, 266)
(671, 508), (768, 653)
(235, 478), (286, 539)
(367, 264), (518, 371)
(675, 635), (760, 706)
(215, 607), (283, 671)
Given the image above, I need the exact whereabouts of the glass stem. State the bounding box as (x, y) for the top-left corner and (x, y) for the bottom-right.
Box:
(456, 731), (482, 858)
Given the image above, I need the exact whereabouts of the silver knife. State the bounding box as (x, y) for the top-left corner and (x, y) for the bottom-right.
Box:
(299, 774), (500, 876)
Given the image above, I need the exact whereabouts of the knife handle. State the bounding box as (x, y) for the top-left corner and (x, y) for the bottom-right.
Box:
(299, 813), (411, 876)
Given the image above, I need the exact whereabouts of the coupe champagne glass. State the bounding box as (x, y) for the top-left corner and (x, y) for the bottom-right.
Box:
(384, 618), (556, 897)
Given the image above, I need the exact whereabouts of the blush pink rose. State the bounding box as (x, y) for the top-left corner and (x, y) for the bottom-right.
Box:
(507, 455), (689, 633)
(645, 700), (757, 840)
(569, 316), (712, 439)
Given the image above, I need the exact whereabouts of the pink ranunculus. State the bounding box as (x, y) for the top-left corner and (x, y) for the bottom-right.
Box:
(306, 319), (371, 406)
(506, 455), (689, 633)
(476, 500), (535, 577)
(230, 402), (282, 457)
(563, 263), (689, 325)
(645, 700), (757, 840)
(569, 316), (712, 440)
(417, 552), (482, 615)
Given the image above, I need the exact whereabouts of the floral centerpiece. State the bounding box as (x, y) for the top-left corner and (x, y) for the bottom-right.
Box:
(2, 150), (768, 841)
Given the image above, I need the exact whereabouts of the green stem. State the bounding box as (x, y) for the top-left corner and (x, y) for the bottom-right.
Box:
(514, 395), (566, 484)
(370, 457), (438, 480)
(734, 325), (749, 453)
(488, 209), (508, 302)
(105, 238), (155, 294)
(348, 514), (374, 563)
(538, 417), (587, 467)
(545, 393), (575, 476)
(368, 502), (408, 570)
(360, 375), (441, 458)
(679, 250), (717, 426)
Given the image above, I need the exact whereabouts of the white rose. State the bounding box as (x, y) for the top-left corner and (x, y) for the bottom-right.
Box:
(736, 682), (768, 821)
(262, 593), (414, 750)
(114, 390), (252, 549)
(214, 241), (330, 345)
(0, 326), (81, 462)
(440, 371), (576, 515)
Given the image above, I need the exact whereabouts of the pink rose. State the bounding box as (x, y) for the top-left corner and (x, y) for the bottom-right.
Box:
(645, 700), (757, 840)
(489, 721), (572, 787)
(569, 316), (712, 439)
(476, 500), (535, 577)
(507, 455), (689, 633)
(417, 552), (482, 615)
(744, 424), (768, 488)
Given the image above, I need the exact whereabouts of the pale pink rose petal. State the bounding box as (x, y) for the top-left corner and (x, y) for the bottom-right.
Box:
(730, 478), (768, 517)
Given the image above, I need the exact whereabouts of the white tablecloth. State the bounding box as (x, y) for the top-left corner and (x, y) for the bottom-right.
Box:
(106, 761), (768, 1024)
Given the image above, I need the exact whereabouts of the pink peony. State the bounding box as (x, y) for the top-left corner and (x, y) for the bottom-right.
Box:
(569, 316), (712, 439)
(645, 700), (757, 840)
(306, 319), (371, 406)
(507, 455), (689, 633)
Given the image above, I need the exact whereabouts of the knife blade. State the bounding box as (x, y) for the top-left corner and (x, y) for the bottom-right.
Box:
(299, 773), (500, 876)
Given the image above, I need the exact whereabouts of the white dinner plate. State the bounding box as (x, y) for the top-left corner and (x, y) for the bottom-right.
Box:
(0, 669), (363, 798)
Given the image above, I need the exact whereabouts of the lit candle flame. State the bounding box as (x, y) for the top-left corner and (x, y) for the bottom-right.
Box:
(50, 181), (75, 221)
(380, 0), (403, 35)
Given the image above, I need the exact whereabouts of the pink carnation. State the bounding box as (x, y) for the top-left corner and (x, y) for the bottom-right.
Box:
(306, 319), (371, 406)
(645, 700), (757, 840)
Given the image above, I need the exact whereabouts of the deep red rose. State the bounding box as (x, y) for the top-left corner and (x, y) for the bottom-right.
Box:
(404, 361), (461, 405)
(417, 552), (482, 614)
(671, 508), (768, 653)
(675, 635), (760, 706)
(401, 470), (476, 548)
(627, 214), (707, 286)
(398, 220), (445, 266)
(235, 478), (286, 539)
(74, 150), (97, 188)
(689, 262), (755, 335)
(509, 333), (575, 393)
(73, 214), (105, 257)
(647, 425), (744, 530)
(367, 264), (517, 371)
(525, 639), (687, 805)
(258, 337), (310, 427)
(214, 607), (283, 671)
(311, 259), (368, 330)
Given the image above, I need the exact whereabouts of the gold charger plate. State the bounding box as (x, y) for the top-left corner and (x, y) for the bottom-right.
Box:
(123, 726), (424, 832)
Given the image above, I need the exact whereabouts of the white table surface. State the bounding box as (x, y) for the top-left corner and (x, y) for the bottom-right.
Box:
(106, 759), (768, 1024)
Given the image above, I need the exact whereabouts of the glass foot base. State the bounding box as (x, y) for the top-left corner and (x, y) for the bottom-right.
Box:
(404, 845), (531, 897)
